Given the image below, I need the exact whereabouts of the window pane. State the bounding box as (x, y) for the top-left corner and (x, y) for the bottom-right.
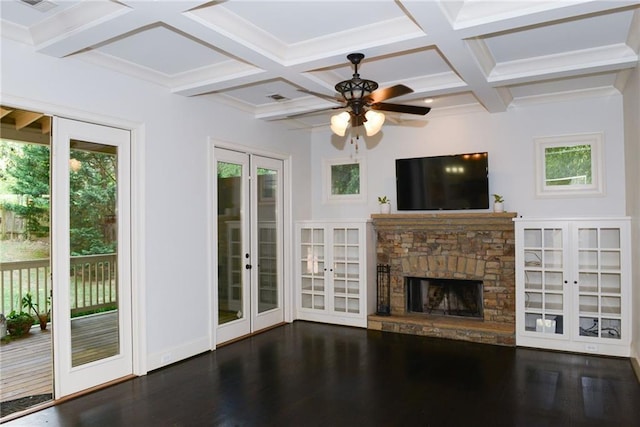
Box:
(544, 144), (592, 186)
(331, 163), (360, 195)
(217, 161), (244, 325)
(69, 139), (119, 367)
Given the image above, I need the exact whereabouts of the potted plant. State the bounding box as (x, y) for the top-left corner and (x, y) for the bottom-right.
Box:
(0, 313), (6, 339)
(492, 194), (505, 213)
(378, 196), (391, 214)
(6, 310), (34, 337)
(22, 293), (50, 331)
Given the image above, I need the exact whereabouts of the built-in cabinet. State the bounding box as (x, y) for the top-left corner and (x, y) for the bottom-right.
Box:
(296, 220), (375, 327)
(515, 218), (631, 357)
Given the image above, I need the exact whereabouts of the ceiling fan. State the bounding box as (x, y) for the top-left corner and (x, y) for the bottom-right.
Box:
(300, 53), (431, 136)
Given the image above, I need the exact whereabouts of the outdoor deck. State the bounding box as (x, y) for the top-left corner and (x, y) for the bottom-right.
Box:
(0, 311), (118, 406)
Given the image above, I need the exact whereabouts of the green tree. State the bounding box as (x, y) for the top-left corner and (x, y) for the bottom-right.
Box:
(544, 145), (592, 186)
(1, 139), (117, 255)
(0, 141), (50, 238)
(331, 163), (360, 195)
(69, 148), (117, 255)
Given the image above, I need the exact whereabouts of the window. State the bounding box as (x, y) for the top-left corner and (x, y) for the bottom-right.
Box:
(535, 133), (604, 197)
(323, 158), (366, 203)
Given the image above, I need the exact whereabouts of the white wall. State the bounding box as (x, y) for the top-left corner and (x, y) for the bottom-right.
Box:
(310, 95), (627, 220)
(2, 32), (634, 371)
(1, 38), (312, 371)
(623, 66), (640, 370)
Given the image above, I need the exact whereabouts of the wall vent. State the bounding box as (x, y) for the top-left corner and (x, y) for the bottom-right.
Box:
(20, 0), (57, 12)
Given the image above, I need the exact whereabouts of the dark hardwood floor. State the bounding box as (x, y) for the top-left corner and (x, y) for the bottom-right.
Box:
(4, 321), (640, 426)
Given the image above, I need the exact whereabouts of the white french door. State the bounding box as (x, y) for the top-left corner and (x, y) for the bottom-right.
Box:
(52, 118), (133, 397)
(214, 147), (284, 345)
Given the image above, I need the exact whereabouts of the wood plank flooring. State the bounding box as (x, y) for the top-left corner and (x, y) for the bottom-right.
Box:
(0, 328), (52, 403)
(4, 321), (640, 426)
(0, 312), (118, 408)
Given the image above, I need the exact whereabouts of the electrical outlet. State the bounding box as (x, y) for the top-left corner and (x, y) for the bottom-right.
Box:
(160, 353), (173, 364)
(585, 344), (598, 352)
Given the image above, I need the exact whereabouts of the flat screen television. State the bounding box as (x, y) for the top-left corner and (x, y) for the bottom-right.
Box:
(396, 152), (489, 210)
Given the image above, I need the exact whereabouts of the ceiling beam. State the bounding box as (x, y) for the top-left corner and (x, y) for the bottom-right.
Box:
(13, 110), (43, 130)
(402, 1), (509, 113)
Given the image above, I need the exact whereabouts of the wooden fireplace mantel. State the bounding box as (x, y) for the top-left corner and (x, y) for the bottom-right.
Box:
(371, 212), (517, 232)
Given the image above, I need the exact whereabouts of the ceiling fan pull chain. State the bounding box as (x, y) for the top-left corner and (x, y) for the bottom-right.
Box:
(350, 134), (360, 153)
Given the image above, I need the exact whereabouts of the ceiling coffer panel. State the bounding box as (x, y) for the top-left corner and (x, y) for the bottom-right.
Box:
(0, 0), (636, 130)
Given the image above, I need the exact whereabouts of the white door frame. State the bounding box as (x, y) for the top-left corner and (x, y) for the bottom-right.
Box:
(2, 94), (147, 378)
(210, 140), (293, 349)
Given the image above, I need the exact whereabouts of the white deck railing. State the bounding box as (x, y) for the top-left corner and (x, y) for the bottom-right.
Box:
(1, 254), (117, 316)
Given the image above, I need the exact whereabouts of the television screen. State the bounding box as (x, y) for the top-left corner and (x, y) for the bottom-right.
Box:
(396, 152), (489, 210)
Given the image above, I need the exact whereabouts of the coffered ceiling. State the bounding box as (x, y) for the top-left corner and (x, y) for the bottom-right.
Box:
(1, 1), (639, 129)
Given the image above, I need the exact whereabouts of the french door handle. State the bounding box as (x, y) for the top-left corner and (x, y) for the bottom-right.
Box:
(245, 264), (252, 270)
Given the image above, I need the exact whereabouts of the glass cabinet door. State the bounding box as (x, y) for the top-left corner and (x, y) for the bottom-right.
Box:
(300, 227), (325, 310)
(575, 225), (623, 340)
(332, 227), (361, 314)
(522, 226), (567, 336)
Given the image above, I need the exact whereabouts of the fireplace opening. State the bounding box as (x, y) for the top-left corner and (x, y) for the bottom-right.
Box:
(406, 277), (483, 319)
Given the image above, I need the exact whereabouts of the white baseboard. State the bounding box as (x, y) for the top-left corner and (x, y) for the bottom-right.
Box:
(147, 336), (210, 371)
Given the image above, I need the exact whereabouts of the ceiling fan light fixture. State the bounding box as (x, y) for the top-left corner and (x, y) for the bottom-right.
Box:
(335, 78), (378, 101)
(330, 111), (350, 136)
(364, 110), (385, 136)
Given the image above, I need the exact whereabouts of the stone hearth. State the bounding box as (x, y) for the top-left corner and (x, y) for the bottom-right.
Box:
(368, 213), (516, 346)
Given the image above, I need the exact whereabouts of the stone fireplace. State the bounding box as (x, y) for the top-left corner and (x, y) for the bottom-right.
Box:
(368, 213), (516, 346)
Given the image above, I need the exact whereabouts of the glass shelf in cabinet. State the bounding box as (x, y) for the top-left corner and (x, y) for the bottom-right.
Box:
(524, 312), (542, 332)
(600, 250), (621, 268)
(600, 318), (622, 339)
(578, 228), (598, 249)
(313, 295), (325, 309)
(301, 294), (312, 308)
(524, 302), (543, 311)
(523, 229), (543, 247)
(599, 228), (621, 249)
(579, 306), (599, 315)
(543, 228), (563, 248)
(544, 305), (564, 313)
(600, 273), (621, 289)
(601, 296), (621, 315)
(347, 297), (360, 313)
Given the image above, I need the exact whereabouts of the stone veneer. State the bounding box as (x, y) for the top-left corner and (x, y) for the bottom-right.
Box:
(368, 212), (516, 346)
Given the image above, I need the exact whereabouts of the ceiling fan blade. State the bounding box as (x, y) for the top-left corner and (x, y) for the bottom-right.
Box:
(297, 89), (343, 103)
(366, 84), (413, 103)
(371, 102), (431, 115)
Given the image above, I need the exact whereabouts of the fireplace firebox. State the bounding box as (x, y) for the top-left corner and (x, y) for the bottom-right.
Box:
(406, 277), (483, 319)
